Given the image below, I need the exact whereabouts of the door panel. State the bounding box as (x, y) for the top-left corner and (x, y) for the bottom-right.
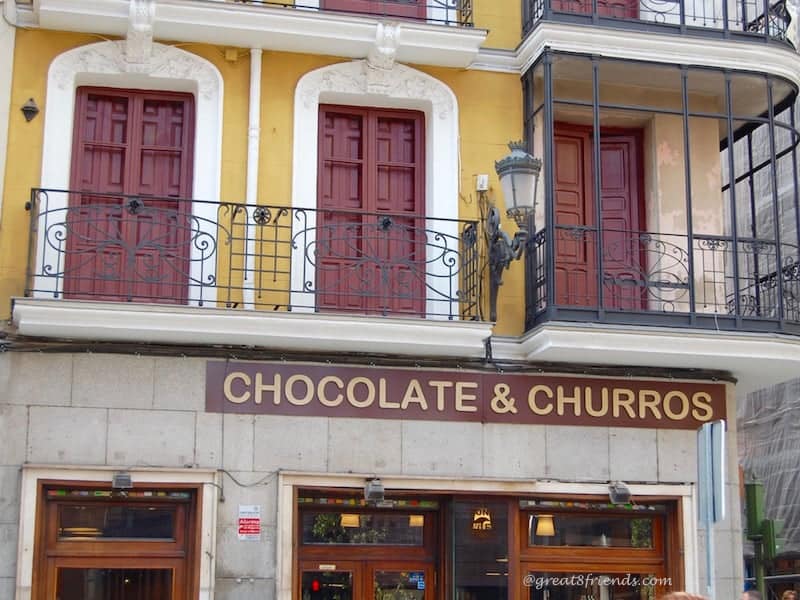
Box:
(554, 125), (644, 310)
(317, 106), (425, 316)
(321, 0), (426, 19)
(65, 88), (194, 303)
(551, 0), (639, 18)
(301, 562), (360, 600)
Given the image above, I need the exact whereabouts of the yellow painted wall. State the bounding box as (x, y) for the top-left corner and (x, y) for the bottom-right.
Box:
(0, 31), (249, 319)
(474, 0), (522, 50)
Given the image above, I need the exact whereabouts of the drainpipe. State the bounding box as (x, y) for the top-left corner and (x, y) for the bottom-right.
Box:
(243, 48), (262, 310)
(0, 0), (16, 226)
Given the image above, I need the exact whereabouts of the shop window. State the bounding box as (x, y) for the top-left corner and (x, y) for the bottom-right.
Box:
(33, 485), (200, 600)
(452, 500), (509, 600)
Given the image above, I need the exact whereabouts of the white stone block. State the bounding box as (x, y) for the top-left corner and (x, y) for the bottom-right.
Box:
(328, 418), (402, 474)
(28, 406), (107, 464)
(609, 428), (658, 482)
(214, 577), (274, 600)
(195, 412), (222, 468)
(223, 414), (255, 472)
(0, 523), (17, 578)
(546, 425), (610, 480)
(657, 429), (698, 482)
(401, 421), (482, 476)
(3, 353), (72, 406)
(107, 409), (195, 467)
(216, 472), (277, 528)
(0, 466), (20, 524)
(215, 524), (275, 579)
(154, 357), (206, 411)
(0, 405), (27, 465)
(253, 416), (328, 472)
(482, 423), (545, 478)
(73, 354), (155, 409)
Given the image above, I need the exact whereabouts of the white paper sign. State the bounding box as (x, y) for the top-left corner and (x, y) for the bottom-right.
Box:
(237, 504), (261, 541)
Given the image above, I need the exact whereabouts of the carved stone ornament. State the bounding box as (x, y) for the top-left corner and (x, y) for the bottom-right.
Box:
(126, 0), (156, 71)
(49, 41), (220, 101)
(367, 22), (400, 71)
(300, 60), (455, 120)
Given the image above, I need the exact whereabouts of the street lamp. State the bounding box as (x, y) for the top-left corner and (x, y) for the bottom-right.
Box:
(487, 141), (542, 322)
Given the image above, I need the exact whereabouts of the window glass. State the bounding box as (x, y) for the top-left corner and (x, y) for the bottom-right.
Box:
(301, 512), (424, 546)
(528, 513), (654, 548)
(58, 505), (176, 540)
(453, 501), (509, 600)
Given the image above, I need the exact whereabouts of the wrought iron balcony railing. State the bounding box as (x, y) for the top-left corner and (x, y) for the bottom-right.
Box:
(229, 0), (474, 27)
(523, 0), (789, 42)
(527, 225), (800, 333)
(24, 189), (481, 320)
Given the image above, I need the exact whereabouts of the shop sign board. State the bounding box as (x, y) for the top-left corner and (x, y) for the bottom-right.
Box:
(206, 361), (726, 429)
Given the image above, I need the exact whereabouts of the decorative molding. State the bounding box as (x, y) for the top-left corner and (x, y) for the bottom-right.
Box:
(291, 60), (460, 318)
(38, 40), (223, 303)
(125, 0), (156, 70)
(34, 0), (487, 69)
(490, 322), (800, 395)
(367, 22), (400, 71)
(11, 298), (493, 358)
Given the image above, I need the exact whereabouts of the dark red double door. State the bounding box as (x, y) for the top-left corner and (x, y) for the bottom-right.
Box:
(65, 87), (194, 302)
(317, 105), (425, 316)
(322, 0), (426, 19)
(554, 124), (645, 310)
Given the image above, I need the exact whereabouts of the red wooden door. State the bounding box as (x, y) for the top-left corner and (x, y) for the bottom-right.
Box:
(551, 0), (638, 18)
(554, 124), (644, 309)
(322, 0), (426, 19)
(64, 88), (194, 303)
(317, 105), (425, 316)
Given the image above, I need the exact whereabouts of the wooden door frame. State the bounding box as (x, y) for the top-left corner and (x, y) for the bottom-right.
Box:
(31, 480), (202, 600)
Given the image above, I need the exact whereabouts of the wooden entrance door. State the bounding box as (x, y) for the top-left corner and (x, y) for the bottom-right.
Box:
(317, 105), (425, 316)
(551, 0), (639, 18)
(64, 87), (195, 303)
(321, 0), (427, 19)
(554, 124), (644, 310)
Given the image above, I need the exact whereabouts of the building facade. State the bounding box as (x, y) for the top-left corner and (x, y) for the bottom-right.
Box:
(1, 0), (800, 599)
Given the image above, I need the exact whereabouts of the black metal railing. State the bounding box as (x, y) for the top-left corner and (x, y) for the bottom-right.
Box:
(24, 189), (481, 320)
(229, 0), (474, 27)
(523, 0), (789, 42)
(528, 225), (800, 332)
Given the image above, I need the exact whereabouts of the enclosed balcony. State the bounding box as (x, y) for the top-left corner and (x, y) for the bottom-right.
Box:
(520, 52), (800, 336)
(522, 0), (790, 42)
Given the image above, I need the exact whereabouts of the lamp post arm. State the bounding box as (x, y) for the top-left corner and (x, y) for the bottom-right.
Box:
(487, 207), (527, 322)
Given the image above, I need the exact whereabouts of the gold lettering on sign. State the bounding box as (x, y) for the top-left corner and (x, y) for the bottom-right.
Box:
(663, 391), (690, 420)
(285, 374), (314, 406)
(472, 507), (492, 531)
(528, 385), (554, 415)
(692, 392), (714, 421)
(429, 380), (453, 411)
(584, 388), (608, 417)
(402, 379), (429, 410)
(455, 382), (479, 412)
(557, 385), (582, 416)
(347, 377), (375, 408)
(613, 388), (636, 418)
(318, 376), (344, 407)
(255, 372), (281, 405)
(639, 390), (662, 419)
(224, 372), (251, 404)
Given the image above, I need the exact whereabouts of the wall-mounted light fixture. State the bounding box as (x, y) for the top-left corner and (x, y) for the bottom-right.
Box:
(608, 481), (632, 505)
(487, 141), (542, 322)
(364, 477), (385, 504)
(534, 514), (556, 537)
(112, 471), (132, 490)
(21, 98), (40, 122)
(340, 513), (360, 528)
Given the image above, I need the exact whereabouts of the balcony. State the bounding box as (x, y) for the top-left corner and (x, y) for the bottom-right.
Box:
(230, 0), (474, 27)
(522, 0), (790, 42)
(526, 226), (800, 334)
(24, 188), (480, 318)
(15, 188), (491, 358)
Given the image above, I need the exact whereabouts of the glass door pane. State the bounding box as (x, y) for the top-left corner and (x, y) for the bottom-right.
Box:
(373, 570), (427, 600)
(301, 569), (355, 600)
(56, 568), (172, 599)
(526, 572), (658, 600)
